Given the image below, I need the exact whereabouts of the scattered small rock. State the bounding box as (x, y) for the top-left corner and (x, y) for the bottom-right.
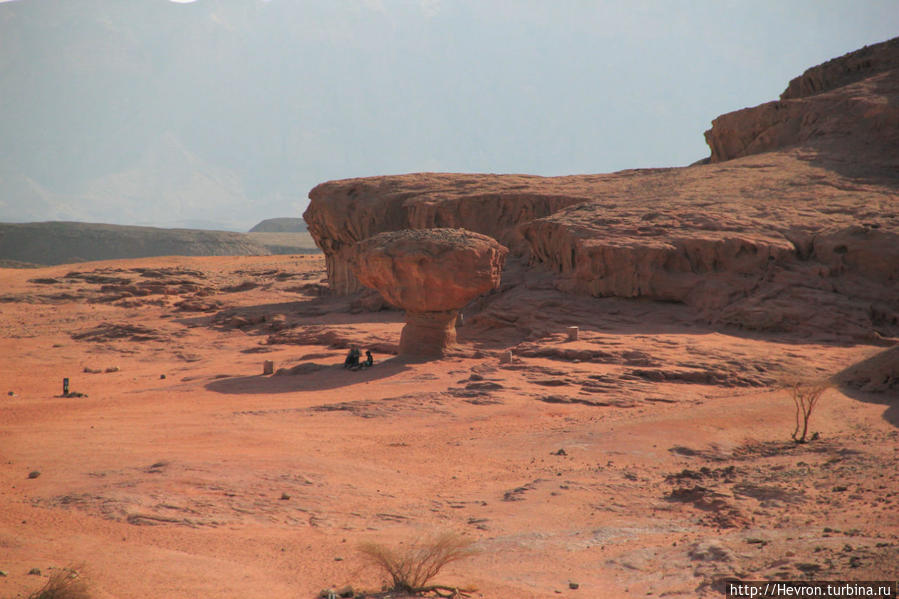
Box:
(105, 366), (120, 373)
(83, 367), (102, 374)
(551, 448), (567, 456)
(275, 363), (326, 376)
(0, 569), (7, 577)
(28, 568), (41, 575)
(222, 281), (258, 293)
(225, 315), (251, 328)
(280, 492), (291, 500)
(569, 581), (580, 590)
(7, 391), (13, 396)
(27, 471), (40, 479)
(337, 586), (355, 598)
(795, 562), (822, 574)
(160, 374), (166, 380)
(832, 485), (848, 492)
(688, 541), (733, 562)
(269, 314), (289, 331)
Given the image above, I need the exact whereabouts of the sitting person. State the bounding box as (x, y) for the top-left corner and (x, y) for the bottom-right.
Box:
(344, 346), (361, 369)
(363, 350), (374, 367)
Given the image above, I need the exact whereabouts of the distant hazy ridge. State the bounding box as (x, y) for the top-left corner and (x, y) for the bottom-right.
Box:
(248, 218), (308, 233)
(0, 222), (319, 266)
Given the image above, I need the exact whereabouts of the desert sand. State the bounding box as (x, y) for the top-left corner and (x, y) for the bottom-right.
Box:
(0, 253), (896, 598)
(3, 36), (899, 599)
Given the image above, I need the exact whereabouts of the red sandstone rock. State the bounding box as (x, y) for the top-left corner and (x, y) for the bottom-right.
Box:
(305, 38), (899, 343)
(303, 174), (589, 294)
(781, 37), (899, 100)
(705, 37), (899, 163)
(349, 228), (508, 357)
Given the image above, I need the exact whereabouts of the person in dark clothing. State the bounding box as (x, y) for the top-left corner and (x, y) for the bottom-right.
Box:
(344, 346), (361, 369)
(363, 350), (373, 367)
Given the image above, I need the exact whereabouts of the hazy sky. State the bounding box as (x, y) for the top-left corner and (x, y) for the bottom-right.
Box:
(1, 0), (897, 229)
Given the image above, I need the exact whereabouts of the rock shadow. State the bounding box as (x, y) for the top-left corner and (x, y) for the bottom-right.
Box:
(839, 388), (898, 429)
(204, 357), (411, 395)
(832, 345), (899, 428)
(460, 283), (874, 351)
(176, 294), (402, 335)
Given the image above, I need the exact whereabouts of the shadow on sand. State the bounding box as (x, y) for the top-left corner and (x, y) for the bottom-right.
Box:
(205, 356), (412, 395)
(842, 389), (899, 429)
(833, 345), (899, 429)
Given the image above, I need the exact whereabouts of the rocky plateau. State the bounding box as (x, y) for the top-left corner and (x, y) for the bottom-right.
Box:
(305, 37), (899, 345)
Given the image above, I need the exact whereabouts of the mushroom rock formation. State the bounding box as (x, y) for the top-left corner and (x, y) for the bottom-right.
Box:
(349, 228), (508, 358)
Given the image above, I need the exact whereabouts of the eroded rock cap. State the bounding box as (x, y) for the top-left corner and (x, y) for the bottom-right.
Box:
(349, 228), (508, 313)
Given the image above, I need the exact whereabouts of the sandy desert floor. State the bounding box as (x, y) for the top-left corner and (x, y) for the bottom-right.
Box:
(0, 255), (896, 598)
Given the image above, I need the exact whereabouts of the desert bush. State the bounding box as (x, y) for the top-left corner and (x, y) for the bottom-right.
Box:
(357, 532), (477, 596)
(786, 380), (830, 443)
(27, 567), (91, 599)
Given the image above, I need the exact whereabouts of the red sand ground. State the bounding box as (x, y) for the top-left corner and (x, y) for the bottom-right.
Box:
(1, 255), (896, 598)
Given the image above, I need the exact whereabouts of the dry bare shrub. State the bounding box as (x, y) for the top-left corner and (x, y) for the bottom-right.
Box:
(785, 379), (831, 443)
(358, 532), (477, 596)
(27, 567), (91, 599)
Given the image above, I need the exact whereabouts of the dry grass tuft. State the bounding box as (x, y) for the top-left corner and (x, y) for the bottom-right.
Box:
(358, 532), (478, 596)
(27, 567), (91, 599)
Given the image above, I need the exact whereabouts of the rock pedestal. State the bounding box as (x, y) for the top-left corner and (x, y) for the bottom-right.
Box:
(349, 228), (508, 358)
(399, 310), (459, 357)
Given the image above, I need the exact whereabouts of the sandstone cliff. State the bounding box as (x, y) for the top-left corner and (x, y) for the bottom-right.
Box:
(704, 37), (899, 164)
(781, 37), (899, 100)
(304, 38), (899, 342)
(519, 156), (898, 341)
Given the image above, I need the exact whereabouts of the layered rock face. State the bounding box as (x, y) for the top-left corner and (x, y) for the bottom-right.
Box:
(305, 38), (899, 342)
(518, 161), (898, 340)
(704, 37), (899, 163)
(349, 228), (507, 357)
(519, 37), (899, 341)
(303, 174), (589, 294)
(781, 37), (899, 100)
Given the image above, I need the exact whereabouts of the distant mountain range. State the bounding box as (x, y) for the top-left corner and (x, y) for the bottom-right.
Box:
(0, 221), (319, 266)
(248, 218), (307, 233)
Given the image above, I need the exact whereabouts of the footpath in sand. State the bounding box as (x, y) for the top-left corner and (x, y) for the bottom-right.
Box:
(1, 254), (896, 598)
